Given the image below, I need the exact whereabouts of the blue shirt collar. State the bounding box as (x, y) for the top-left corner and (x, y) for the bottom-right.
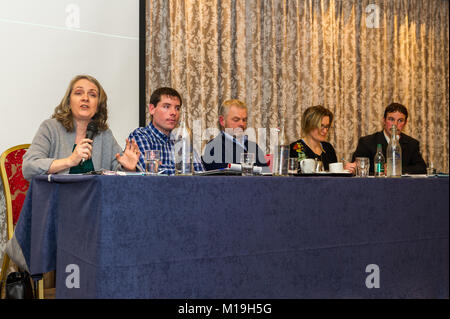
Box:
(147, 122), (171, 142)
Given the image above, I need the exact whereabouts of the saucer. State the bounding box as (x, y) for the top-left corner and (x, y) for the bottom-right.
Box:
(295, 170), (353, 177)
(329, 169), (351, 174)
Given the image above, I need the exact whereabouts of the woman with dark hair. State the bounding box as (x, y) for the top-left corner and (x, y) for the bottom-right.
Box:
(22, 74), (140, 180)
(289, 105), (339, 172)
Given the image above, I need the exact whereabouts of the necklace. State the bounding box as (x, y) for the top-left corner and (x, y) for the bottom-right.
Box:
(302, 138), (323, 157)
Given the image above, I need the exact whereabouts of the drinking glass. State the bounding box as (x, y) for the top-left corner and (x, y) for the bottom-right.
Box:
(288, 158), (299, 175)
(427, 161), (436, 176)
(240, 153), (255, 176)
(145, 150), (160, 175)
(355, 157), (370, 177)
(273, 145), (289, 176)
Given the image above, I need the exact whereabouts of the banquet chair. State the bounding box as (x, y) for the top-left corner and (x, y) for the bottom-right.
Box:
(0, 144), (44, 299)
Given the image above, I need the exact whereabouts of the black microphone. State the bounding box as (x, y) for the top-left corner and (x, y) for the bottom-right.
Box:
(81, 120), (98, 164)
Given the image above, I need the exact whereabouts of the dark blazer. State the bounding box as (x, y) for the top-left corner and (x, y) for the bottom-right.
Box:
(352, 131), (426, 174)
(201, 132), (268, 171)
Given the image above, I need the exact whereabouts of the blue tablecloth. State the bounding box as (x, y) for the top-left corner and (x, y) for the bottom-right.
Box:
(14, 174), (449, 298)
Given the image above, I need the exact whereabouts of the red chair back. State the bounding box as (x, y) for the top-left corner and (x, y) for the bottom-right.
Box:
(0, 144), (30, 239)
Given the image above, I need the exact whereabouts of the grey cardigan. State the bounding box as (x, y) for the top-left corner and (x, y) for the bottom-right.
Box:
(22, 118), (123, 180)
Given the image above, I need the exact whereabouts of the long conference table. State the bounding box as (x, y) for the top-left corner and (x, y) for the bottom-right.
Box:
(13, 173), (449, 298)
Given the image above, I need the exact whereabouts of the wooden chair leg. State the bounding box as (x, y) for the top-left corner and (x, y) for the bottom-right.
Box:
(0, 253), (10, 283)
(37, 279), (44, 299)
(1, 253), (10, 298)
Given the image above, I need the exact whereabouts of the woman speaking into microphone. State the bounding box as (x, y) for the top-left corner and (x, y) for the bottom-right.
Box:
(22, 74), (140, 180)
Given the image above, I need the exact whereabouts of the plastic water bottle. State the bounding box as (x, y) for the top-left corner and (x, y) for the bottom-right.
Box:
(173, 110), (193, 175)
(386, 125), (402, 177)
(374, 144), (385, 177)
(273, 127), (289, 176)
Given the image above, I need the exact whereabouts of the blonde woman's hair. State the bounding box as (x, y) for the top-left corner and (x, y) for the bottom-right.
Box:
(52, 74), (108, 132)
(301, 105), (333, 135)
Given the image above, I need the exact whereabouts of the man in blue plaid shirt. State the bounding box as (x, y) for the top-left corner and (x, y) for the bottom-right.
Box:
(128, 87), (203, 175)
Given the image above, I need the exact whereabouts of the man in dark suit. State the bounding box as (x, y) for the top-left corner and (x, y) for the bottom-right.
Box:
(351, 102), (426, 174)
(201, 99), (268, 171)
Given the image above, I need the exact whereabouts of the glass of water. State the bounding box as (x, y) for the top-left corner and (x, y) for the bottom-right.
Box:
(145, 150), (160, 175)
(288, 158), (299, 175)
(240, 153), (255, 176)
(355, 157), (370, 177)
(427, 161), (436, 176)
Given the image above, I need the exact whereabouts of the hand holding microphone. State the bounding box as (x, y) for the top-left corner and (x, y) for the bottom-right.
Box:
(80, 120), (98, 164)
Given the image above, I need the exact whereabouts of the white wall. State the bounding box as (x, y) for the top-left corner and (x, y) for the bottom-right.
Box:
(0, 0), (139, 261)
(0, 0), (140, 152)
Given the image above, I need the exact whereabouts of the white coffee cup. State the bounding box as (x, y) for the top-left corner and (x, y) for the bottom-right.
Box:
(329, 162), (344, 173)
(300, 158), (315, 173)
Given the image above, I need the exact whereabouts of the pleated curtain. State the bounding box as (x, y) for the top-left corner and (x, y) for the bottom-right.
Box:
(145, 0), (449, 172)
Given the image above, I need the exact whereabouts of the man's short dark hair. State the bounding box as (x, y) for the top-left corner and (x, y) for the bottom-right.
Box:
(149, 87), (182, 107)
(384, 103), (408, 120)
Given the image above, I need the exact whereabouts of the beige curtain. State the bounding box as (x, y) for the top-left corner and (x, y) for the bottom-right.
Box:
(145, 0), (449, 172)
